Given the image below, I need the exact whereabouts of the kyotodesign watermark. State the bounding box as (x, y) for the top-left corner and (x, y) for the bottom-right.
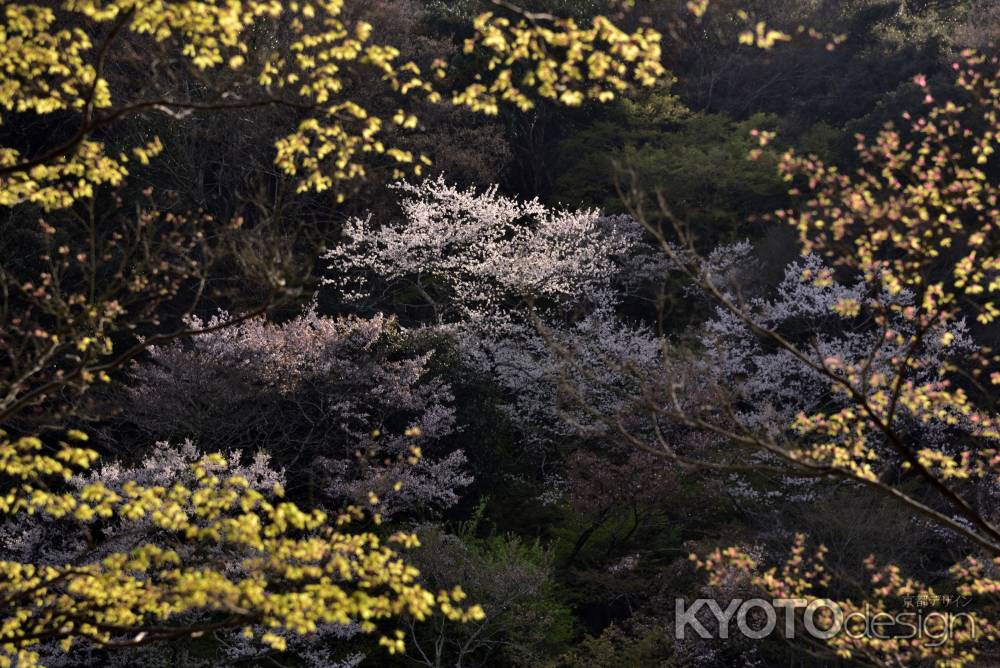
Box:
(675, 598), (977, 647)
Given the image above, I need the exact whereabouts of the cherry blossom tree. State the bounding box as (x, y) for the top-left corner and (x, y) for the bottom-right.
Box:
(325, 176), (645, 321)
(324, 177), (662, 449)
(122, 305), (471, 519)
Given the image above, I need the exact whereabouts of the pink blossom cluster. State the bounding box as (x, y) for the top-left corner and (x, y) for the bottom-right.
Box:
(124, 304), (470, 518)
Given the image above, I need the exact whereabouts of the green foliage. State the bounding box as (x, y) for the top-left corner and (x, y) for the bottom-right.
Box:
(547, 621), (673, 668)
(408, 525), (576, 667)
(552, 90), (784, 245)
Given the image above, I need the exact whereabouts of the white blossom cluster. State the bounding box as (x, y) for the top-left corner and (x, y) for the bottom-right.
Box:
(325, 177), (644, 319)
(452, 306), (660, 446)
(700, 253), (975, 434)
(324, 178), (662, 448)
(697, 252), (977, 505)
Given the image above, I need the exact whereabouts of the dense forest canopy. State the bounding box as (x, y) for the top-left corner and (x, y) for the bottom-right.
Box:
(0, 0), (998, 666)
